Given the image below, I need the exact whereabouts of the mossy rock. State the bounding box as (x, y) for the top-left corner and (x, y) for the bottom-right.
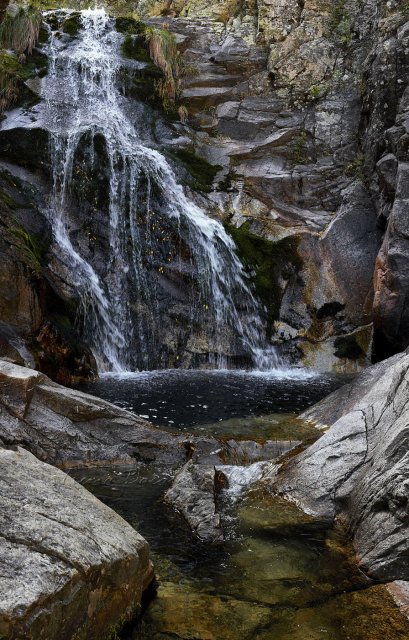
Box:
(25, 49), (49, 78)
(122, 33), (151, 62)
(61, 12), (82, 37)
(165, 147), (221, 192)
(0, 186), (18, 209)
(116, 16), (147, 36)
(225, 222), (303, 337)
(7, 225), (48, 271)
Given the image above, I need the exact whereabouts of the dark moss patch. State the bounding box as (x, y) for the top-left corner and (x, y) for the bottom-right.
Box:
(316, 301), (345, 320)
(38, 25), (50, 45)
(116, 16), (147, 36)
(329, 0), (353, 47)
(225, 221), (303, 337)
(122, 34), (151, 62)
(25, 49), (49, 78)
(165, 148), (221, 192)
(7, 225), (48, 270)
(334, 335), (364, 360)
(217, 170), (238, 192)
(0, 186), (18, 209)
(61, 12), (81, 37)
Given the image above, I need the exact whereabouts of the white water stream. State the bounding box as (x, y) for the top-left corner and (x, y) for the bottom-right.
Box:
(39, 9), (280, 372)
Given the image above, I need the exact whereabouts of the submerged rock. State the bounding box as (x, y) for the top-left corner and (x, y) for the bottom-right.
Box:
(0, 446), (153, 640)
(136, 581), (272, 640)
(276, 350), (409, 580)
(164, 457), (295, 542)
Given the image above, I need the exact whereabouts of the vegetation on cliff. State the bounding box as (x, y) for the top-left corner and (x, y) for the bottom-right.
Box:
(0, 5), (42, 112)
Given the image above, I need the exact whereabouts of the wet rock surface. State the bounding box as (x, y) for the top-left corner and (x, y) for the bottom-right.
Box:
(135, 1), (409, 371)
(3, 1), (409, 377)
(0, 359), (227, 466)
(276, 349), (409, 580)
(164, 460), (224, 542)
(3, 4), (409, 373)
(0, 162), (97, 383)
(0, 446), (153, 640)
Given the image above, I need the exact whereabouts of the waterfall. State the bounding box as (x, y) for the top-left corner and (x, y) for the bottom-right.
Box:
(40, 8), (279, 372)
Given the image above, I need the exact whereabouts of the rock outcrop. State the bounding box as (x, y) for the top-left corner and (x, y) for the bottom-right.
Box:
(164, 458), (288, 541)
(139, 0), (383, 371)
(0, 446), (153, 640)
(276, 349), (409, 581)
(129, 1), (409, 372)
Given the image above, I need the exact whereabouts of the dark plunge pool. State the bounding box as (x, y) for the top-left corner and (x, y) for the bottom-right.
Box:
(80, 368), (346, 432)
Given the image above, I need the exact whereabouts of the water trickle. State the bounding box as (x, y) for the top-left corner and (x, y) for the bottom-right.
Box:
(41, 9), (280, 372)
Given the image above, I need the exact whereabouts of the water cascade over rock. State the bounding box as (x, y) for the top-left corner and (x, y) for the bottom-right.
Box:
(36, 9), (278, 372)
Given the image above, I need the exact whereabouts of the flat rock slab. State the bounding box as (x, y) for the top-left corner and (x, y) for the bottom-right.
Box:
(137, 581), (272, 640)
(0, 447), (153, 640)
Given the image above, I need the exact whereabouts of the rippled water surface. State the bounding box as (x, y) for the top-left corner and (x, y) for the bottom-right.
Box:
(80, 368), (344, 432)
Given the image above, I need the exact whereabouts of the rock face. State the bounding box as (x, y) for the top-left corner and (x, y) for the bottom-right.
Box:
(276, 349), (409, 581)
(0, 2), (398, 375)
(0, 163), (97, 384)
(130, 1), (409, 371)
(0, 446), (153, 640)
(2, 3), (409, 373)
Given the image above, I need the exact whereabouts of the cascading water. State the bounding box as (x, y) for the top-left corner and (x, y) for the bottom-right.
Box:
(40, 8), (280, 372)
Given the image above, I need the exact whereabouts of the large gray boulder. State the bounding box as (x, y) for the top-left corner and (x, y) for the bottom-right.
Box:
(276, 350), (409, 580)
(0, 446), (153, 640)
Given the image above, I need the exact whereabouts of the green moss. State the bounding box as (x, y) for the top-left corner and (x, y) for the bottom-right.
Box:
(116, 16), (151, 61)
(334, 335), (364, 360)
(329, 0), (353, 47)
(8, 225), (48, 270)
(291, 130), (309, 165)
(165, 147), (221, 192)
(0, 51), (24, 112)
(61, 13), (81, 36)
(116, 16), (146, 35)
(225, 222), (302, 337)
(0, 186), (18, 208)
(122, 34), (150, 62)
